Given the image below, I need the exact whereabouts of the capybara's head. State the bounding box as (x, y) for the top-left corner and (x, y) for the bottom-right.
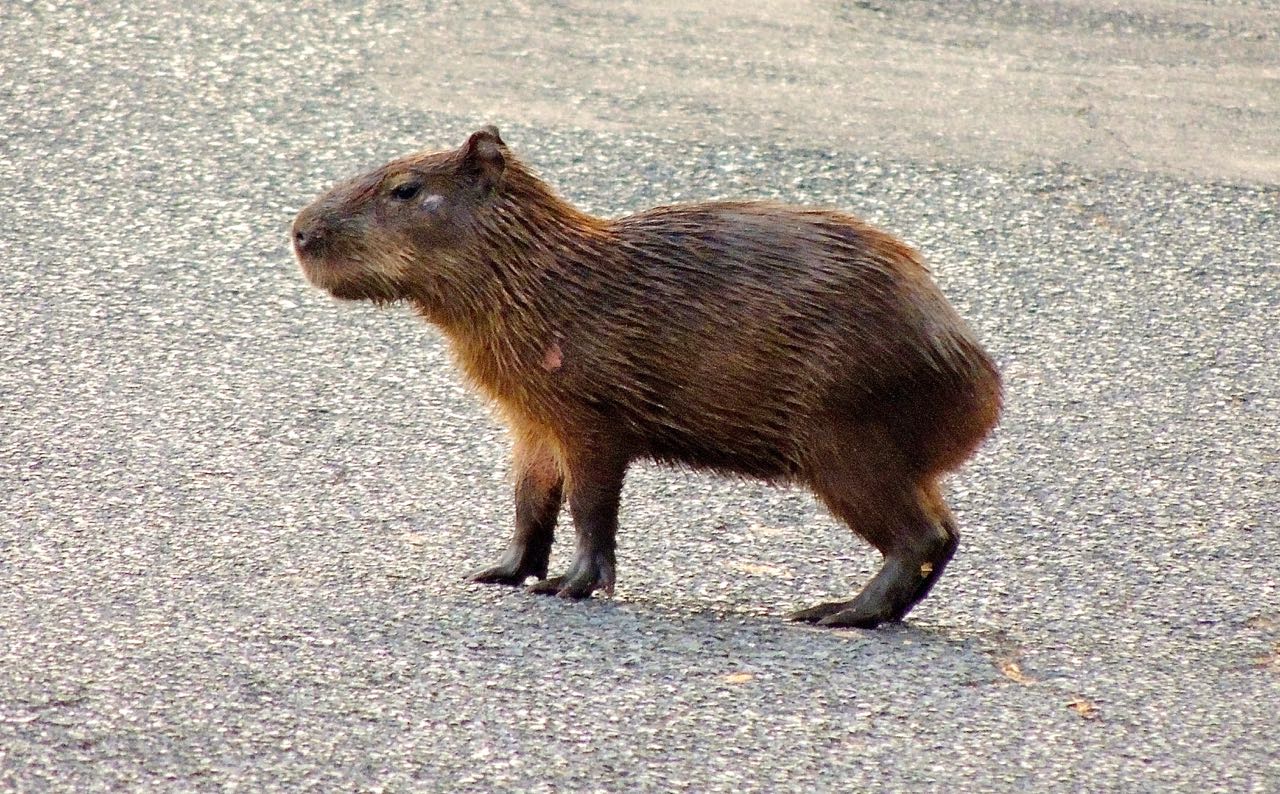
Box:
(291, 126), (508, 303)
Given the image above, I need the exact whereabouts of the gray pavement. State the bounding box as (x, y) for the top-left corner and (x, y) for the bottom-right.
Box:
(2, 1), (1278, 791)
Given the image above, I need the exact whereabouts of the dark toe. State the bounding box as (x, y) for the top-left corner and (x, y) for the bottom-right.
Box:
(817, 606), (894, 629)
(527, 576), (566, 595)
(468, 565), (530, 585)
(787, 600), (853, 623)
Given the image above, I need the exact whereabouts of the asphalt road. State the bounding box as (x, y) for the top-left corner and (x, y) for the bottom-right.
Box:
(2, 1), (1277, 791)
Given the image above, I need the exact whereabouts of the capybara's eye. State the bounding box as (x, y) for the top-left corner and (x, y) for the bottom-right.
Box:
(390, 180), (422, 201)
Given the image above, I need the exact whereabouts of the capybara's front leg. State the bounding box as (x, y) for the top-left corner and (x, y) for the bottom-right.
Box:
(469, 435), (563, 586)
(528, 444), (627, 599)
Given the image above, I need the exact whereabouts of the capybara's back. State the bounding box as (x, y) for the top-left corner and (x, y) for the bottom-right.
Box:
(292, 126), (1002, 628)
(592, 201), (1001, 482)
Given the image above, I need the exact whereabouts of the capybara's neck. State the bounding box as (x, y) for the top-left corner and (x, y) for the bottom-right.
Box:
(409, 162), (610, 399)
(413, 161), (608, 328)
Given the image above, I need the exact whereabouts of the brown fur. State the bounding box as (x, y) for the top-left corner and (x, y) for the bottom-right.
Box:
(293, 127), (1002, 627)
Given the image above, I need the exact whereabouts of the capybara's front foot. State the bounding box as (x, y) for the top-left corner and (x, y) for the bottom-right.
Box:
(467, 545), (550, 586)
(527, 551), (615, 599)
(468, 562), (536, 586)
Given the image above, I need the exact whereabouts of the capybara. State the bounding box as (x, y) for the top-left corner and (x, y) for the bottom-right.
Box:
(292, 126), (1001, 628)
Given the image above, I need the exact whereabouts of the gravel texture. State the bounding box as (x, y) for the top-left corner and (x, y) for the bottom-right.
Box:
(2, 1), (1277, 791)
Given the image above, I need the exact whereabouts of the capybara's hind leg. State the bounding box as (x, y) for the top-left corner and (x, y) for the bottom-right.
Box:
(790, 427), (959, 628)
(791, 515), (958, 628)
(790, 488), (957, 628)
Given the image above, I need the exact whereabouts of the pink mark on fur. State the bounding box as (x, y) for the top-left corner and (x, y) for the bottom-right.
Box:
(542, 342), (564, 372)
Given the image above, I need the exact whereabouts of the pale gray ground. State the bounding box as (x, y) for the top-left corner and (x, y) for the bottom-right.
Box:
(2, 1), (1278, 791)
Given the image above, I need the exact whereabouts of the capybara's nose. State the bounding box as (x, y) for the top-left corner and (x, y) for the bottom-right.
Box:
(288, 206), (332, 256)
(292, 213), (327, 256)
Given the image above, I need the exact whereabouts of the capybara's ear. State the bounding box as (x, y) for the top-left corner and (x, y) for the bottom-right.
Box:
(475, 124), (504, 145)
(460, 126), (506, 194)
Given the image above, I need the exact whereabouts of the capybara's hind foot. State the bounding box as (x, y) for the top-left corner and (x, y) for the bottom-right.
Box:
(791, 529), (960, 629)
(815, 595), (900, 629)
(788, 600), (853, 624)
(527, 552), (616, 599)
(789, 590), (901, 629)
(789, 597), (895, 629)
(787, 557), (918, 629)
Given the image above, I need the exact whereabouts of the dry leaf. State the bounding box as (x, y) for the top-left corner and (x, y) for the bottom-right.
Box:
(1067, 698), (1099, 719)
(1256, 642), (1280, 671)
(998, 660), (1035, 685)
(730, 561), (784, 577)
(747, 523), (786, 537)
(1246, 614), (1280, 632)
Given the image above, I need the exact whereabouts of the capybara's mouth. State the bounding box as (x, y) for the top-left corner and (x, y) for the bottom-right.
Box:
(296, 252), (400, 303)
(296, 253), (351, 294)
(294, 247), (339, 286)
